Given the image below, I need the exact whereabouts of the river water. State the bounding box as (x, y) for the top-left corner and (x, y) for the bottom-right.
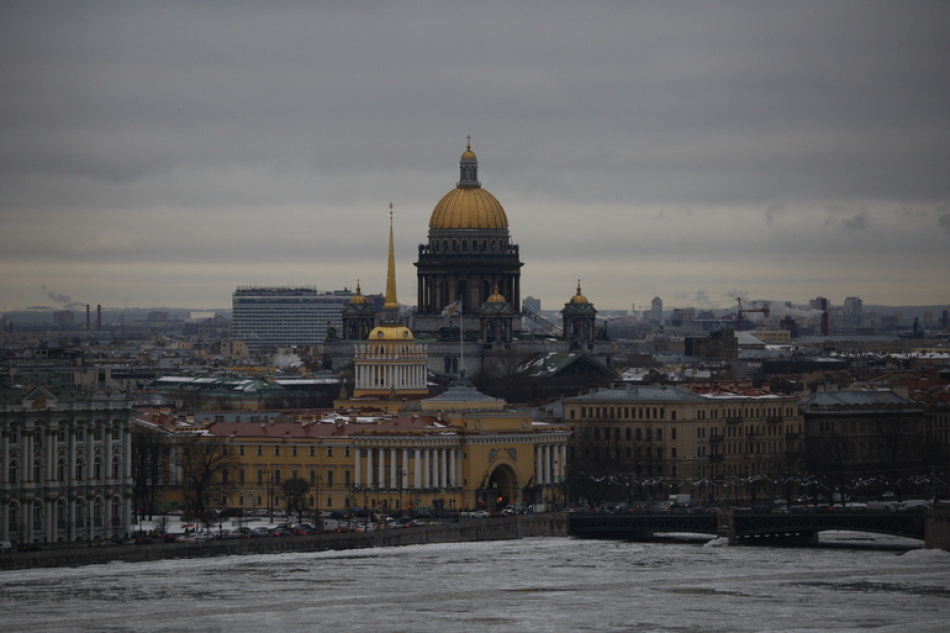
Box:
(2, 533), (949, 633)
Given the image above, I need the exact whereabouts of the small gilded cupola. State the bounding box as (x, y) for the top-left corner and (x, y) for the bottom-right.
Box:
(562, 280), (598, 349)
(341, 280), (376, 341)
(478, 284), (516, 345)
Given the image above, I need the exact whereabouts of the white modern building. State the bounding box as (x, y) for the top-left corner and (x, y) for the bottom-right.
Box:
(232, 286), (355, 352)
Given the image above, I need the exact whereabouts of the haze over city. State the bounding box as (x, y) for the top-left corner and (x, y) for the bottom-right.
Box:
(2, 1), (949, 314)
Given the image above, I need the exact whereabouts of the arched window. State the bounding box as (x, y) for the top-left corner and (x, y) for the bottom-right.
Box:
(75, 456), (85, 481)
(57, 458), (67, 482)
(57, 499), (67, 530)
(93, 498), (103, 528)
(8, 459), (18, 485)
(32, 499), (43, 531)
(75, 498), (86, 528)
(111, 496), (122, 529)
(33, 458), (43, 483)
(93, 456), (102, 481)
(8, 501), (18, 532)
(111, 456), (121, 480)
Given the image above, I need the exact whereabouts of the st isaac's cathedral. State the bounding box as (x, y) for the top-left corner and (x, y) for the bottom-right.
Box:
(326, 141), (615, 402)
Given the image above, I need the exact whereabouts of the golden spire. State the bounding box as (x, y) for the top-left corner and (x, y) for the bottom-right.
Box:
(384, 203), (399, 310)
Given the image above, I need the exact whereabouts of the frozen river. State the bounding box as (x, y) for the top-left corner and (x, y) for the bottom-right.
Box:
(2, 533), (949, 633)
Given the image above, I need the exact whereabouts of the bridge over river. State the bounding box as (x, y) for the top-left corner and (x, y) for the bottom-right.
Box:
(569, 509), (945, 547)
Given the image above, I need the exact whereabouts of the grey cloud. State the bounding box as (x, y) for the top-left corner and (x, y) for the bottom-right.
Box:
(1, 2), (949, 311)
(842, 213), (871, 232)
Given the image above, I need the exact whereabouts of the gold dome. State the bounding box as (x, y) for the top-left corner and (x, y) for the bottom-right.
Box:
(569, 281), (589, 304)
(461, 148), (477, 160)
(429, 187), (509, 230)
(368, 325), (414, 341)
(487, 284), (506, 303)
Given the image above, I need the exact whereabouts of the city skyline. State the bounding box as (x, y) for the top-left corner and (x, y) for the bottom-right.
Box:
(2, 2), (949, 313)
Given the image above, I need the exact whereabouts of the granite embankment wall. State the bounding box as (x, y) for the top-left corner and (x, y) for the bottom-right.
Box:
(925, 507), (950, 551)
(0, 514), (569, 571)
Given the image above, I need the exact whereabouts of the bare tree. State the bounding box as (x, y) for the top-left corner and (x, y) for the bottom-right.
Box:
(172, 434), (239, 515)
(130, 427), (171, 521)
(282, 477), (311, 521)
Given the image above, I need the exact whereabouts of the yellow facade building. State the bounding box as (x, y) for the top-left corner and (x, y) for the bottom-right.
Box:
(138, 208), (568, 516)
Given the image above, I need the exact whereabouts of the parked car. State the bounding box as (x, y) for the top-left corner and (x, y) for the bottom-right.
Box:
(269, 527), (293, 537)
(242, 530), (266, 539)
(134, 536), (155, 545)
(18, 542), (42, 552)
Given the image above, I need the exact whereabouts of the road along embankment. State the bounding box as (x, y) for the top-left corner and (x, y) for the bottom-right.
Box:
(0, 513), (569, 571)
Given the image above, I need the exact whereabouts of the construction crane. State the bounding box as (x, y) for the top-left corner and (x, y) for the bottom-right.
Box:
(736, 297), (770, 330)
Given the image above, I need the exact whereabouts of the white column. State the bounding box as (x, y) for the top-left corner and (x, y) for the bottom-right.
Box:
(377, 448), (385, 488)
(414, 448), (422, 489)
(390, 448), (397, 490)
(535, 445), (542, 484)
(366, 448), (374, 487)
(442, 448), (449, 488)
(544, 444), (554, 484)
(354, 448), (361, 487)
(401, 449), (409, 489)
(436, 448), (442, 488)
(558, 444), (566, 482)
(124, 422), (133, 486)
(449, 449), (457, 488)
(46, 431), (56, 483)
(423, 449), (430, 489)
(24, 432), (33, 484)
(46, 498), (56, 542)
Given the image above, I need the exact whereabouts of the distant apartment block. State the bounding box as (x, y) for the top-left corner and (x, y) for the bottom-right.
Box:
(231, 286), (354, 352)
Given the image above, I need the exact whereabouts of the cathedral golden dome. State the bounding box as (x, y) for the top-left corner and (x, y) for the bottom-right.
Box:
(569, 281), (589, 304)
(429, 187), (509, 230)
(429, 140), (509, 231)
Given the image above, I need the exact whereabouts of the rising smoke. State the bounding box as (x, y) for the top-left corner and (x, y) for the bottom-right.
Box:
(40, 285), (85, 310)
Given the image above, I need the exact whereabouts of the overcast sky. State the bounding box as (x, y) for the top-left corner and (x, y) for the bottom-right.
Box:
(2, 1), (948, 315)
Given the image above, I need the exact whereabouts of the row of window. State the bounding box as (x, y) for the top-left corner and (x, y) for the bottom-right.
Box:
(570, 405), (798, 422)
(5, 455), (122, 485)
(583, 426), (675, 442)
(225, 444), (353, 458)
(4, 426), (122, 444)
(429, 238), (509, 254)
(220, 466), (355, 489)
(6, 496), (122, 533)
(573, 406), (671, 421)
